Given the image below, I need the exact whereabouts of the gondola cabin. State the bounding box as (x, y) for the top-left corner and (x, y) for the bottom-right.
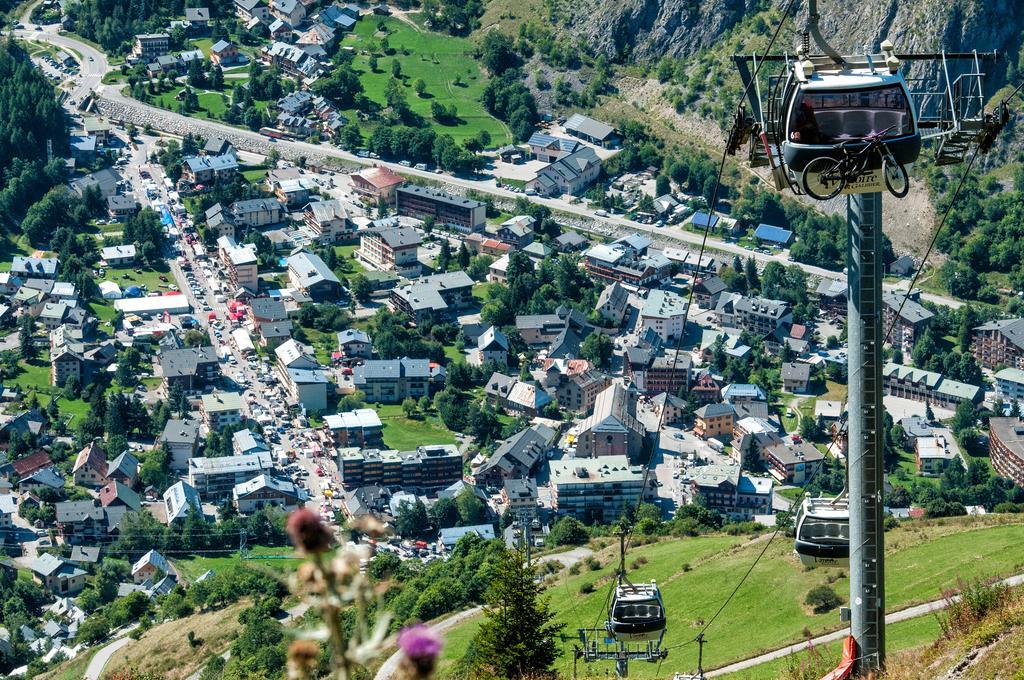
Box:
(778, 51), (921, 174)
(607, 581), (666, 642)
(794, 496), (850, 568)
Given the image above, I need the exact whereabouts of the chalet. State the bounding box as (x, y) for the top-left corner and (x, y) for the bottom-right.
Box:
(337, 328), (372, 358)
(271, 0), (306, 25)
(163, 480), (203, 524)
(526, 147), (602, 197)
(184, 7), (211, 28)
(30, 554), (86, 596)
(107, 195), (139, 220)
(477, 326), (509, 366)
(236, 0), (271, 21)
(181, 154), (238, 184)
(526, 132), (582, 162)
(132, 550), (170, 583)
(98, 480), (141, 511)
(781, 362), (812, 393)
(72, 442), (107, 487)
(101, 244), (137, 266)
(233, 474), (307, 513)
(287, 250), (343, 301)
(11, 257), (58, 279)
(210, 40), (241, 66)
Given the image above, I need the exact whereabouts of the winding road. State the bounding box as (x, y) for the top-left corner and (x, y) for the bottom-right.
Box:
(9, 22), (964, 311)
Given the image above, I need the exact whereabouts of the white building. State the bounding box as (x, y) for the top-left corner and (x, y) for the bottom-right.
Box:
(162, 480), (203, 524)
(639, 289), (688, 341)
(101, 245), (137, 266)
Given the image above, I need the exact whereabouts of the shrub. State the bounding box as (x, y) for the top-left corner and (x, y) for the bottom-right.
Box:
(805, 585), (842, 614)
(940, 579), (1011, 638)
(579, 582), (594, 595)
(585, 557), (602, 571)
(682, 563), (691, 572)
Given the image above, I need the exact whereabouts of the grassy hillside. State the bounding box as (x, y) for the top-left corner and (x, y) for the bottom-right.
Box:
(879, 582), (1024, 680)
(342, 17), (512, 146)
(103, 601), (249, 679)
(436, 516), (1024, 678)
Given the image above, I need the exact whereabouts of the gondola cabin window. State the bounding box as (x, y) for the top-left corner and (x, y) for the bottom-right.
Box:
(789, 85), (913, 144)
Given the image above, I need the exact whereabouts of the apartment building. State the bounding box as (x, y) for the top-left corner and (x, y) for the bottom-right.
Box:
(395, 185), (485, 233)
(686, 464), (773, 521)
(217, 236), (259, 292)
(989, 417), (1024, 488)
(200, 392), (244, 431)
(338, 444), (462, 493)
(304, 200), (353, 243)
(882, 363), (983, 409)
(548, 456), (644, 522)
(639, 289), (689, 341)
(694, 402), (736, 439)
(352, 357), (430, 403)
(972, 318), (1024, 370)
(358, 226), (422, 277)
(324, 409), (384, 447)
(188, 452), (275, 500)
(882, 291), (934, 351)
(763, 441), (824, 485)
(132, 33), (169, 61)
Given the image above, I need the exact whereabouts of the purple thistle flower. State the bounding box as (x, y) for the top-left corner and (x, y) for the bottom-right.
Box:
(398, 624), (442, 676)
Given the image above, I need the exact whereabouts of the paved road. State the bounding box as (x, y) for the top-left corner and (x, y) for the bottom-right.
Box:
(11, 25), (964, 312)
(704, 571), (1024, 677)
(373, 547), (594, 680)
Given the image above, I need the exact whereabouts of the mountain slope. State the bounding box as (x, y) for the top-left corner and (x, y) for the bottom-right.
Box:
(554, 0), (1024, 67)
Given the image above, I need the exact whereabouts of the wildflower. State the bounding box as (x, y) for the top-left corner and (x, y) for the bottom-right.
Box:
(398, 623), (442, 678)
(287, 508), (333, 554)
(287, 639), (320, 680)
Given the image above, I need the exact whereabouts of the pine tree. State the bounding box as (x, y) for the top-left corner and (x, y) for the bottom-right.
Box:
(745, 256), (760, 292)
(436, 240), (452, 272)
(18, 315), (35, 359)
(472, 548), (564, 678)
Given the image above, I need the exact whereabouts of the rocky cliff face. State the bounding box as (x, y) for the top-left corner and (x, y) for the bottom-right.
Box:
(559, 0), (1024, 71)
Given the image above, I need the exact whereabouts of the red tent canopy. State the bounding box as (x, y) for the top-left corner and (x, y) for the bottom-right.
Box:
(207, 312), (217, 320)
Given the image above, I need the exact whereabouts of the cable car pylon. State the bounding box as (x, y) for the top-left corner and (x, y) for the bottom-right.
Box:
(727, 0), (1011, 675)
(574, 532), (667, 677)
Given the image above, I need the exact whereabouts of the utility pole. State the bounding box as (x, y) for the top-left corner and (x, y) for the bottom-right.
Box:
(846, 191), (886, 673)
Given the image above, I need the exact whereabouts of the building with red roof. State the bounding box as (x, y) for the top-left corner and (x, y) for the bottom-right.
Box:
(72, 442), (108, 488)
(351, 166), (405, 203)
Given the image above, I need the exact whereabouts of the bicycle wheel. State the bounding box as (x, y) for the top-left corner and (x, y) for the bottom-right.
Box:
(883, 157), (910, 198)
(801, 157), (845, 201)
